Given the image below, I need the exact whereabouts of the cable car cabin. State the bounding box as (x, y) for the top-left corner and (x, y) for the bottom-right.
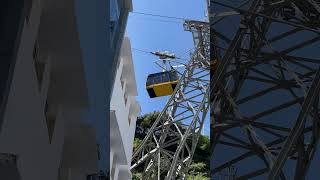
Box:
(146, 71), (179, 98)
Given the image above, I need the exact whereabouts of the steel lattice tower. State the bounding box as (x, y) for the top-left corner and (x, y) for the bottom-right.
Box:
(210, 0), (320, 179)
(130, 20), (210, 179)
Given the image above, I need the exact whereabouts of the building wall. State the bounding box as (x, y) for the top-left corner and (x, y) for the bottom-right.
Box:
(74, 0), (111, 175)
(0, 0), (25, 132)
(0, 0), (95, 179)
(110, 35), (140, 180)
(0, 1), (62, 180)
(0, 0), (133, 179)
(75, 0), (133, 177)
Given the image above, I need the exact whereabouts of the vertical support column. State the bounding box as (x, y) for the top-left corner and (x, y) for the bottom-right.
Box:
(113, 164), (130, 180)
(113, 164), (120, 180)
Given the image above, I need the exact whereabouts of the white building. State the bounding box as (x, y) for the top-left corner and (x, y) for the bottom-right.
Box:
(0, 0), (132, 179)
(110, 34), (141, 180)
(0, 0), (96, 180)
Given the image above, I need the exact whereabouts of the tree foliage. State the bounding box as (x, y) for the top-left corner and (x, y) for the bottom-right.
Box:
(188, 162), (209, 177)
(132, 173), (142, 180)
(132, 111), (210, 178)
(135, 111), (160, 139)
(186, 174), (208, 180)
(133, 138), (142, 151)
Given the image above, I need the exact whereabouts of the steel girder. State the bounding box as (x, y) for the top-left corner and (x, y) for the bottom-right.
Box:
(130, 21), (210, 179)
(210, 0), (320, 179)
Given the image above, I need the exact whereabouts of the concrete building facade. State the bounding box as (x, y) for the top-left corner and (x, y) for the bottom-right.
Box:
(0, 0), (132, 179)
(1, 0), (91, 179)
(110, 34), (140, 180)
(75, 0), (132, 178)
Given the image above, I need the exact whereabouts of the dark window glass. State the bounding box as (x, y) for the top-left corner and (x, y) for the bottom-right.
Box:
(146, 75), (152, 86)
(168, 72), (172, 81)
(147, 71), (179, 86)
(163, 72), (169, 82)
(155, 74), (161, 84)
(159, 73), (164, 83)
(169, 71), (178, 81)
(110, 0), (120, 36)
(96, 144), (101, 160)
(168, 72), (171, 81)
(153, 75), (157, 84)
(110, 0), (120, 22)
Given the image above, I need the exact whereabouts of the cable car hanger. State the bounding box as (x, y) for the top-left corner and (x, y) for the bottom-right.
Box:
(151, 51), (186, 72)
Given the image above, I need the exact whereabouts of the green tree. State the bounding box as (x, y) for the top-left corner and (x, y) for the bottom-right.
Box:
(187, 162), (209, 179)
(189, 162), (208, 174)
(133, 111), (210, 178)
(133, 138), (142, 152)
(132, 172), (142, 180)
(193, 135), (210, 165)
(135, 111), (160, 139)
(187, 174), (208, 180)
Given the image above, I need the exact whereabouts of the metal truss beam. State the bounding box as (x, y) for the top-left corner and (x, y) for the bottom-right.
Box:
(210, 0), (320, 179)
(268, 69), (320, 179)
(131, 21), (210, 179)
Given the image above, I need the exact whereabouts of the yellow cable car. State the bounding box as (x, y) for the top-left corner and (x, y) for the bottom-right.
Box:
(146, 70), (179, 98)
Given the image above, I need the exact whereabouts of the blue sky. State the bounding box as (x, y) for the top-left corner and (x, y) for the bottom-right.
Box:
(126, 1), (320, 179)
(127, 0), (210, 135)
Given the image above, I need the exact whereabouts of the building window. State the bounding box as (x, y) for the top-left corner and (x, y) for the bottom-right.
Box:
(110, 0), (120, 35)
(32, 40), (38, 60)
(33, 40), (45, 90)
(121, 79), (124, 89)
(124, 94), (127, 106)
(128, 117), (131, 125)
(110, 0), (120, 22)
(110, 21), (115, 32)
(45, 101), (57, 143)
(96, 144), (101, 160)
